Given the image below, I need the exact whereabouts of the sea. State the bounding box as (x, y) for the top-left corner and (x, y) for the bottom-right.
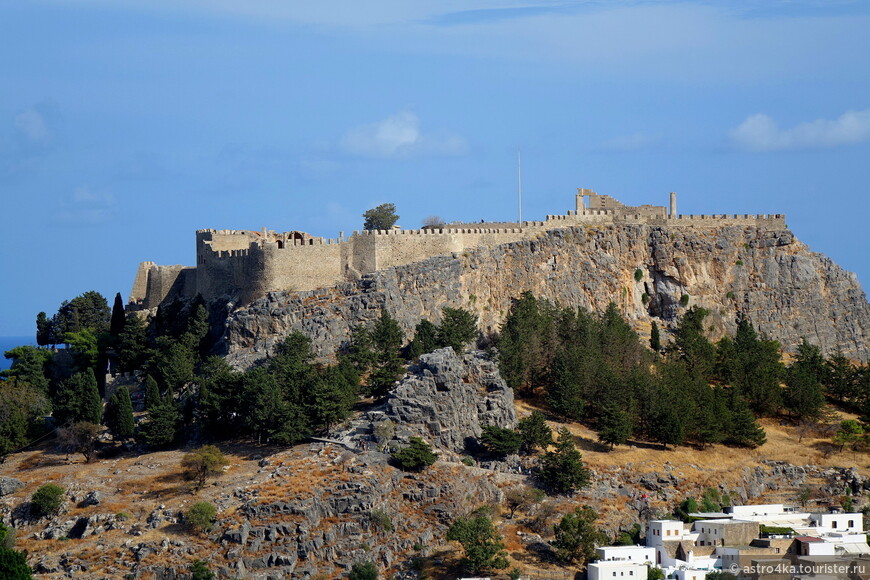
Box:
(0, 336), (37, 372)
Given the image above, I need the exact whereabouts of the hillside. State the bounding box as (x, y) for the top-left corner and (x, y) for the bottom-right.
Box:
(0, 394), (865, 579)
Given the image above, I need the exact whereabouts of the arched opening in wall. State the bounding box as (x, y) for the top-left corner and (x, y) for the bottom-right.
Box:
(309, 239), (314, 245)
(277, 241), (284, 249)
(290, 232), (305, 243)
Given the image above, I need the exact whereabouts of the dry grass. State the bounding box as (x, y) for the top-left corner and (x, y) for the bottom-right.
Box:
(515, 400), (870, 477)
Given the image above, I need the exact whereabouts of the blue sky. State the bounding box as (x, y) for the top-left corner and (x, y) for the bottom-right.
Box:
(2, 0), (869, 337)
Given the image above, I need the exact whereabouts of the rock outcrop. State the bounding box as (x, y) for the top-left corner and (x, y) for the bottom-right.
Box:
(382, 348), (517, 454)
(221, 224), (870, 367)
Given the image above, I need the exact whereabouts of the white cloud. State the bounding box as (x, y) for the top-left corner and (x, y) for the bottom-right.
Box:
(339, 111), (468, 159)
(599, 132), (660, 152)
(56, 185), (117, 225)
(14, 108), (50, 143)
(730, 109), (870, 151)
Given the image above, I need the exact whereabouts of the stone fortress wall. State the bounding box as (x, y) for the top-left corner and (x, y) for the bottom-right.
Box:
(128, 189), (787, 308)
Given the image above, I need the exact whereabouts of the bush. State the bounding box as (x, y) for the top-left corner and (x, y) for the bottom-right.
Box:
(680, 294), (690, 306)
(185, 501), (216, 534)
(349, 560), (378, 580)
(0, 548), (32, 579)
(461, 456), (474, 466)
(190, 559), (215, 580)
(634, 268), (643, 282)
(368, 509), (392, 532)
(391, 437), (437, 471)
(31, 484), (64, 519)
(0, 523), (16, 550)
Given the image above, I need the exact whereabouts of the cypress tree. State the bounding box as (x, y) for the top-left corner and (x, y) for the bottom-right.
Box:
(109, 293), (126, 337)
(650, 321), (661, 352)
(106, 386), (135, 440)
(144, 375), (161, 410)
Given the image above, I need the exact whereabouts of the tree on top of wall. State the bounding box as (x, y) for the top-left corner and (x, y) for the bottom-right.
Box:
(363, 203), (399, 231)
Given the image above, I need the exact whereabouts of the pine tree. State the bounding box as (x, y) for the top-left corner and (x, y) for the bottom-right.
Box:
(406, 319), (439, 359)
(552, 506), (606, 564)
(727, 396), (767, 448)
(597, 403), (633, 450)
(140, 400), (180, 448)
(436, 307), (478, 352)
(517, 411), (553, 453)
(446, 513), (509, 574)
(54, 369), (102, 426)
(539, 427), (590, 494)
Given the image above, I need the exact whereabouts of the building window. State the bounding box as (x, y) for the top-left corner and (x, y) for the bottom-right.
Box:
(775, 548), (780, 554)
(849, 520), (855, 527)
(833, 521), (838, 528)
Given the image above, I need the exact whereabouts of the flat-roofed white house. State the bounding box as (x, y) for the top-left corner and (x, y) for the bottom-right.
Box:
(596, 545), (656, 564)
(587, 560), (647, 580)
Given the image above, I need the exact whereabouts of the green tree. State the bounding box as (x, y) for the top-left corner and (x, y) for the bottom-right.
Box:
(826, 350), (858, 403)
(726, 396), (767, 448)
(649, 320), (661, 352)
(64, 328), (101, 373)
(675, 497), (699, 522)
(348, 561), (378, 580)
(366, 310), (406, 397)
(116, 314), (151, 373)
(497, 292), (557, 395)
(406, 319), (439, 359)
(446, 513), (509, 574)
(140, 400), (180, 448)
(0, 548), (33, 579)
(54, 291), (110, 336)
(310, 363), (358, 433)
(53, 369), (102, 426)
(669, 306), (716, 381)
(648, 566), (665, 580)
(144, 374), (161, 410)
(152, 336), (195, 393)
(35, 311), (54, 347)
(437, 307), (478, 352)
(597, 403), (633, 450)
(480, 425), (522, 456)
(362, 203), (399, 231)
(391, 437), (437, 471)
(552, 506), (606, 564)
(0, 378), (50, 461)
(105, 386), (135, 440)
(517, 411), (553, 453)
(182, 445), (229, 491)
(109, 292), (126, 337)
(834, 419), (864, 452)
(503, 485), (545, 519)
(2, 346), (52, 395)
(539, 427), (590, 494)
(31, 483), (65, 518)
(185, 501), (216, 533)
(784, 365), (825, 421)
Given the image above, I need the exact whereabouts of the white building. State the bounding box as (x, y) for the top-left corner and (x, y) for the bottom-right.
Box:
(587, 560), (648, 580)
(596, 545), (656, 565)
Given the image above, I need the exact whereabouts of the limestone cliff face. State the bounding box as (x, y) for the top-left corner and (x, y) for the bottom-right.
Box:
(221, 224), (870, 366)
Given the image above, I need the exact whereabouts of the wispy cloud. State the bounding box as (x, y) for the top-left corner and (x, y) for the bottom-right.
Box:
(339, 111), (468, 159)
(729, 109), (870, 151)
(55, 185), (117, 225)
(599, 132), (660, 152)
(14, 109), (51, 143)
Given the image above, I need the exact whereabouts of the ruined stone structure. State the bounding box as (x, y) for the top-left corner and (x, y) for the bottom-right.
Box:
(129, 190), (787, 309)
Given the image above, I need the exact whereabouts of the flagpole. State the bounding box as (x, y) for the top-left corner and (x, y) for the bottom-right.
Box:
(517, 152), (522, 225)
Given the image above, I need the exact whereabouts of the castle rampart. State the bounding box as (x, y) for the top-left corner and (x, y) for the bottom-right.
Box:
(130, 190), (789, 309)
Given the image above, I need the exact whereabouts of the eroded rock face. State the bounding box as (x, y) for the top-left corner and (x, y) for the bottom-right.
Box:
(384, 348), (517, 454)
(221, 225), (870, 367)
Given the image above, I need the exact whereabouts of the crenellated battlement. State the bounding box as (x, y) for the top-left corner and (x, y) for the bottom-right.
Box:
(131, 189), (789, 308)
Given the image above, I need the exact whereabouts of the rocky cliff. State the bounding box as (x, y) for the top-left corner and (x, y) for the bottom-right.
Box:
(221, 224), (870, 366)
